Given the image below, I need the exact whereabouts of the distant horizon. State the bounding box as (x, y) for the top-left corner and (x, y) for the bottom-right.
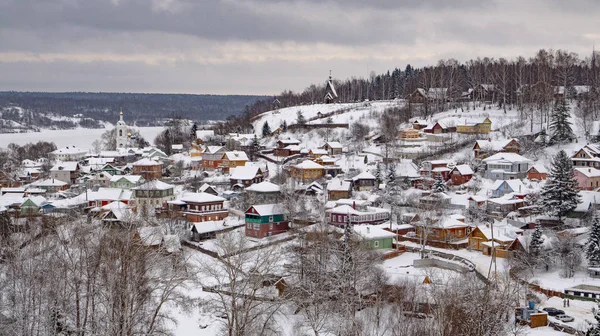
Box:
(0, 90), (273, 97)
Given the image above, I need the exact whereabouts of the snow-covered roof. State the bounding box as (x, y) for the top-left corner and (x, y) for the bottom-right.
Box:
(483, 152), (532, 164)
(199, 183), (217, 193)
(30, 178), (68, 187)
(491, 179), (526, 193)
(132, 158), (162, 166)
(191, 220), (230, 234)
(23, 195), (47, 207)
(353, 225), (396, 240)
(171, 144), (184, 150)
(528, 164), (548, 174)
(133, 180), (174, 191)
(196, 130), (215, 140)
(205, 146), (224, 154)
(246, 181), (281, 193)
(180, 192), (225, 204)
(229, 166), (261, 180)
(110, 175), (143, 183)
(278, 138), (301, 145)
(487, 196), (525, 205)
(435, 217), (468, 229)
(474, 224), (519, 242)
(248, 204), (284, 216)
(294, 160), (324, 170)
(309, 148), (328, 155)
(50, 161), (79, 172)
(327, 178), (352, 191)
(475, 138), (516, 151)
(352, 171), (376, 181)
(324, 141), (343, 149)
(222, 151), (249, 161)
(452, 164), (474, 175)
(575, 167), (600, 178)
(137, 226), (165, 246)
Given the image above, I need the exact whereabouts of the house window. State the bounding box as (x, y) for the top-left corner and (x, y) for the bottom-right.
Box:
(269, 223), (273, 230)
(247, 223), (251, 229)
(373, 240), (380, 248)
(253, 223), (260, 230)
(269, 215), (273, 222)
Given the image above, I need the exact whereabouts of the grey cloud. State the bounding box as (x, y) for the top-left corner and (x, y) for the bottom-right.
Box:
(0, 0), (417, 49)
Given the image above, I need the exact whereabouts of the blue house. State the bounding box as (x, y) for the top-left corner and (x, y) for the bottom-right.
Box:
(491, 180), (527, 198)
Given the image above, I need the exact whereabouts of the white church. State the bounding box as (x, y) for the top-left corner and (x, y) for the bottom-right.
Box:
(116, 108), (130, 148)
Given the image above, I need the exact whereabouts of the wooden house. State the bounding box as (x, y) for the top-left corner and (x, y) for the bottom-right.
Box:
(486, 196), (525, 218)
(472, 84), (496, 102)
(491, 180), (527, 198)
(527, 165), (547, 181)
(327, 178), (352, 201)
(132, 158), (163, 180)
(574, 167), (600, 190)
(572, 144), (600, 169)
(49, 161), (81, 185)
(449, 165), (474, 185)
(167, 192), (228, 223)
(327, 204), (391, 226)
(456, 117), (492, 134)
(308, 148), (328, 159)
(274, 139), (302, 157)
(423, 122), (451, 134)
(291, 160), (325, 182)
(322, 142), (343, 156)
(353, 225), (396, 249)
(412, 119), (428, 130)
(199, 183), (219, 196)
(473, 138), (520, 159)
(413, 216), (470, 248)
(229, 165), (265, 188)
(352, 171), (377, 191)
(468, 224), (523, 258)
(201, 146), (226, 170)
(220, 151), (248, 173)
(408, 88), (428, 104)
(245, 181), (281, 204)
(399, 128), (420, 139)
(245, 204), (289, 238)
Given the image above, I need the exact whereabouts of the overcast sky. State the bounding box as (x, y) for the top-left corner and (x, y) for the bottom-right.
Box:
(1, 0), (599, 95)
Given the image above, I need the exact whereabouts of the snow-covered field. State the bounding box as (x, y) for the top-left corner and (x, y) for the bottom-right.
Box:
(0, 126), (164, 149)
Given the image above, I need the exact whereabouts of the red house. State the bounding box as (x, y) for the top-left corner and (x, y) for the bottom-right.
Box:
(450, 164), (474, 185)
(245, 204), (289, 238)
(527, 165), (548, 181)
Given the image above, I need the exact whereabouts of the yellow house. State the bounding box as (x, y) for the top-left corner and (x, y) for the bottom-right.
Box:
(190, 142), (204, 158)
(220, 151), (249, 173)
(291, 160), (325, 181)
(456, 117), (492, 134)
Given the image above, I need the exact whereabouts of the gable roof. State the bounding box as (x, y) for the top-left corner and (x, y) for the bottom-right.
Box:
(196, 130), (215, 140)
(222, 151), (249, 161)
(482, 152), (532, 164)
(353, 225), (396, 240)
(50, 162), (79, 172)
(474, 139), (517, 151)
(294, 160), (324, 170)
(229, 166), (261, 180)
(491, 179), (526, 193)
(451, 164), (474, 176)
(133, 180), (174, 191)
(575, 167), (600, 178)
(327, 178), (352, 191)
(324, 141), (343, 149)
(180, 192), (225, 204)
(132, 158), (162, 166)
(246, 181), (281, 193)
(352, 171), (376, 181)
(110, 175), (143, 184)
(528, 164), (548, 174)
(247, 204), (284, 216)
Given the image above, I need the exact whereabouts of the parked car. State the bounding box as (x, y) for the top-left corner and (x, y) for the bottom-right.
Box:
(542, 307), (565, 316)
(556, 314), (574, 322)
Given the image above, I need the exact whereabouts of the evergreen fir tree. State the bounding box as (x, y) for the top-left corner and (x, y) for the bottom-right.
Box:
(539, 150), (581, 221)
(432, 175), (446, 193)
(190, 123), (198, 141)
(375, 164), (383, 186)
(282, 120), (288, 132)
(587, 305), (600, 336)
(386, 164), (396, 184)
(529, 225), (544, 257)
(549, 99), (575, 144)
(587, 216), (600, 266)
(296, 111), (306, 125)
(364, 155), (368, 164)
(262, 121), (271, 137)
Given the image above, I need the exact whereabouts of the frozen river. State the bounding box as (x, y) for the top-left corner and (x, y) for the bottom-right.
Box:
(0, 127), (165, 150)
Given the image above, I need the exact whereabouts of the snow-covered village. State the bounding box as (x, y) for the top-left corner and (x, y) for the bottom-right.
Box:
(3, 2), (600, 335)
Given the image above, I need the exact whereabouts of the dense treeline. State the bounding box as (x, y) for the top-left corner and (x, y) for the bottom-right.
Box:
(219, 49), (600, 134)
(0, 92), (269, 128)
